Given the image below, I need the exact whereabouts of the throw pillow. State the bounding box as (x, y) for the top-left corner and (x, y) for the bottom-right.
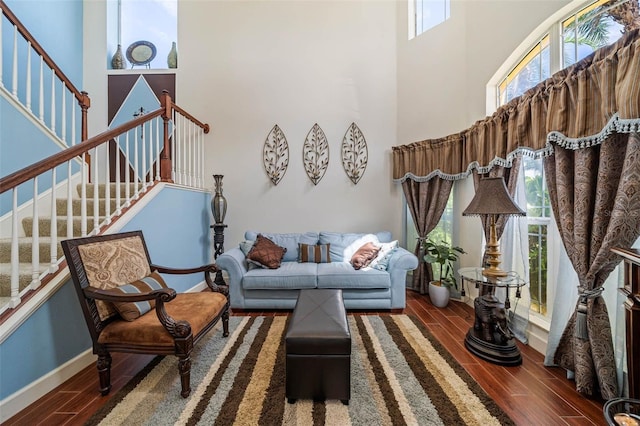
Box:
(106, 271), (168, 321)
(247, 234), (287, 269)
(350, 242), (380, 270)
(298, 243), (331, 263)
(370, 240), (399, 270)
(239, 240), (255, 256)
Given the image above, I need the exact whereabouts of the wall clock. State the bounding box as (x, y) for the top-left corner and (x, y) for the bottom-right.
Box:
(126, 41), (156, 68)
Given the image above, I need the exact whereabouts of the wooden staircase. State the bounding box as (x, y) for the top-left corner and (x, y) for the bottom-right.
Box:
(0, 183), (138, 307)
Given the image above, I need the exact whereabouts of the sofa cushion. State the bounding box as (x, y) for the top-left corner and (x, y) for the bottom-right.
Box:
(350, 242), (380, 270)
(243, 262), (318, 290)
(245, 231), (319, 262)
(319, 232), (391, 262)
(317, 263), (390, 289)
(298, 243), (331, 263)
(247, 234), (287, 269)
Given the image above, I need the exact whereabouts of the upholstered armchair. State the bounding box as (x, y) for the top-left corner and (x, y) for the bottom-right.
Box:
(61, 230), (229, 398)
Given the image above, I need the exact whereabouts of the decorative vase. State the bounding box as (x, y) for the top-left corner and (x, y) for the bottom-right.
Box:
(167, 41), (178, 69)
(211, 174), (227, 224)
(111, 44), (126, 69)
(428, 281), (450, 308)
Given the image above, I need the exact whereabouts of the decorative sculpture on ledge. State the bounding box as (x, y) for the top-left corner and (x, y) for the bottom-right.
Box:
(303, 123), (329, 185)
(341, 122), (368, 184)
(263, 125), (289, 185)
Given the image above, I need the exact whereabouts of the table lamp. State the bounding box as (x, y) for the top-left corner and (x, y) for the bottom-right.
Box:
(462, 177), (526, 278)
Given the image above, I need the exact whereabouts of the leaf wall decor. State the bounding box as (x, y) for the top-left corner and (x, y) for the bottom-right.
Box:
(341, 122), (368, 184)
(303, 123), (329, 185)
(263, 124), (289, 185)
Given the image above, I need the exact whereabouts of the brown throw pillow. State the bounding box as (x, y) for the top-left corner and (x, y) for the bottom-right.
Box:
(247, 234), (287, 269)
(350, 242), (380, 270)
(106, 271), (168, 321)
(298, 243), (331, 263)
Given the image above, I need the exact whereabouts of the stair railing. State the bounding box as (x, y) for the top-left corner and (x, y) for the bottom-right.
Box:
(0, 91), (209, 314)
(0, 0), (90, 147)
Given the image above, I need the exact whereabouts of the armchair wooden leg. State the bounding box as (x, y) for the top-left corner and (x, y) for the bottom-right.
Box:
(97, 352), (112, 396)
(222, 309), (230, 337)
(178, 356), (192, 398)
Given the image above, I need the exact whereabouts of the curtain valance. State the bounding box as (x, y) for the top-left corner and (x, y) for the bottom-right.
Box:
(392, 29), (640, 182)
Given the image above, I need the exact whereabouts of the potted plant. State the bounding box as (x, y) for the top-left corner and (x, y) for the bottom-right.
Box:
(423, 239), (466, 308)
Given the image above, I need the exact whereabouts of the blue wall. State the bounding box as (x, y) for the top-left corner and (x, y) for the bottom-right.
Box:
(0, 187), (213, 400)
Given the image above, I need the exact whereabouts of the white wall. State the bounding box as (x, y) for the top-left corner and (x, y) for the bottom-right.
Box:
(179, 0), (399, 247)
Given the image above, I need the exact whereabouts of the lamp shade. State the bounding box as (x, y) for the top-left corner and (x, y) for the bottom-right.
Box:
(462, 177), (526, 217)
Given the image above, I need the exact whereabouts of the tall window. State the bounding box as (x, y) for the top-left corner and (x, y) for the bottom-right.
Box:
(405, 186), (455, 251)
(494, 0), (636, 319)
(111, 0), (177, 70)
(410, 0), (451, 39)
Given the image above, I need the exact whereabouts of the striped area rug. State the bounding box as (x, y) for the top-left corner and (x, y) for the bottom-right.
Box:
(87, 315), (514, 426)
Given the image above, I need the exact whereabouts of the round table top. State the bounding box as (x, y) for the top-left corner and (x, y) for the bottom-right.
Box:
(458, 267), (526, 288)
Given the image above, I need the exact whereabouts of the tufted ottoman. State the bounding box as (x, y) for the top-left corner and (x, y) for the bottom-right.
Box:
(285, 289), (351, 405)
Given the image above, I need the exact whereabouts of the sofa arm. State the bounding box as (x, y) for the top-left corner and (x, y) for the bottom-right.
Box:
(215, 247), (248, 309)
(387, 247), (419, 309)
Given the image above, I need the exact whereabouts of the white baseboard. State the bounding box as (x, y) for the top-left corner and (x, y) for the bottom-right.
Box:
(0, 349), (94, 423)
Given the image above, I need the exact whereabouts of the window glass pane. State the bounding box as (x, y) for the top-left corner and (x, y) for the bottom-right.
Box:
(523, 157), (550, 218)
(562, 0), (626, 68)
(497, 36), (549, 106)
(120, 0), (177, 69)
(528, 223), (548, 315)
(427, 190), (454, 243)
(415, 0), (451, 36)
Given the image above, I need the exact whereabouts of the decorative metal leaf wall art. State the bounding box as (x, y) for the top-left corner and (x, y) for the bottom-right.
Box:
(303, 123), (329, 185)
(263, 124), (289, 185)
(341, 122), (368, 184)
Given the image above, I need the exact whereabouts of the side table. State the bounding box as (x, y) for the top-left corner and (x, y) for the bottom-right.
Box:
(459, 267), (526, 366)
(211, 223), (227, 286)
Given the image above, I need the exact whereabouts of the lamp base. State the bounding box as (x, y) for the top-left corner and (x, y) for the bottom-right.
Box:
(464, 328), (522, 366)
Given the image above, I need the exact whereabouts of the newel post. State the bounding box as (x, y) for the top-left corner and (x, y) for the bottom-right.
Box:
(80, 91), (91, 142)
(160, 90), (174, 182)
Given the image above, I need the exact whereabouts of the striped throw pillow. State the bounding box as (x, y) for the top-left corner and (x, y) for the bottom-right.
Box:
(108, 271), (168, 321)
(298, 243), (331, 263)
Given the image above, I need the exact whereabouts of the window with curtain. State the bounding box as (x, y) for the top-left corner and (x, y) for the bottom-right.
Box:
(409, 0), (451, 39)
(405, 186), (455, 248)
(494, 0), (635, 321)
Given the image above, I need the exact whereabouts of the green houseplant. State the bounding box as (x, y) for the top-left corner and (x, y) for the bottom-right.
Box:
(422, 239), (466, 307)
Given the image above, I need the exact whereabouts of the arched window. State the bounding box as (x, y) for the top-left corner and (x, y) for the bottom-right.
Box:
(492, 0), (638, 319)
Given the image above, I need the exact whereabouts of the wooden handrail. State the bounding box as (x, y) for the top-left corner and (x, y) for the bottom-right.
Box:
(0, 1), (86, 102)
(0, 108), (163, 194)
(172, 103), (210, 134)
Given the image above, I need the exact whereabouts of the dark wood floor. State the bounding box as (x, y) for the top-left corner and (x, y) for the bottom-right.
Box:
(5, 290), (607, 425)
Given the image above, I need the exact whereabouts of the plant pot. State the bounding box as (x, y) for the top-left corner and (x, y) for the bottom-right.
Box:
(428, 281), (450, 308)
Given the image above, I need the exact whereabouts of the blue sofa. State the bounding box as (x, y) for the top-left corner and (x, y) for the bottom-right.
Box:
(216, 231), (419, 310)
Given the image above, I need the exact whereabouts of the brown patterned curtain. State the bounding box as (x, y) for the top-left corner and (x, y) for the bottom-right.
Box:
(402, 178), (453, 294)
(392, 30), (640, 182)
(544, 133), (640, 399)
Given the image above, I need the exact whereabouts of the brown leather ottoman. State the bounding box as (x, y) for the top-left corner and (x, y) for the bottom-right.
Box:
(285, 289), (351, 405)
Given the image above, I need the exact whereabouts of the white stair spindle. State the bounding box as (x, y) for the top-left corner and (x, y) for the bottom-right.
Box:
(11, 24), (18, 97)
(81, 153), (87, 236)
(105, 142), (111, 224)
(0, 10), (3, 88)
(200, 126), (205, 188)
(31, 177), (40, 289)
(115, 136), (122, 215)
(49, 169), (58, 272)
(26, 41), (32, 111)
(133, 126), (139, 198)
(148, 120), (154, 187)
(93, 148), (100, 234)
(61, 83), (66, 145)
(50, 71), (56, 134)
(125, 132), (131, 207)
(38, 56), (44, 121)
(171, 114), (177, 182)
(67, 161), (73, 239)
(71, 101), (76, 145)
(10, 189), (20, 308)
(155, 118), (161, 181)
(141, 121), (147, 191)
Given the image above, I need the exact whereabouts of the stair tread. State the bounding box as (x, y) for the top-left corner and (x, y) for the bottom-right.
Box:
(0, 262), (52, 274)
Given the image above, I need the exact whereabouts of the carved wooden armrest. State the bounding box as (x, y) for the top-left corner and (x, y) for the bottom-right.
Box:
(151, 263), (227, 297)
(83, 286), (177, 304)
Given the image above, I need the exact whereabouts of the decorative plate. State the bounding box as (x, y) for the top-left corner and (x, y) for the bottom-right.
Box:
(126, 41), (157, 67)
